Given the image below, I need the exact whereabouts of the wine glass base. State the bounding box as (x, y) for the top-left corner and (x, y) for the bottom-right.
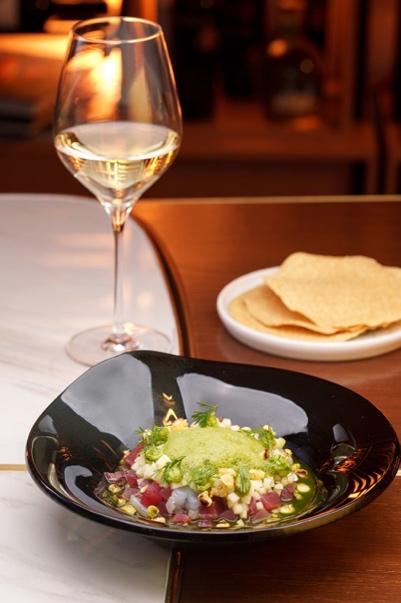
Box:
(66, 323), (171, 367)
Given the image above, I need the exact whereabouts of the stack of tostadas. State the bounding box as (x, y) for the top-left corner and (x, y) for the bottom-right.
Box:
(229, 252), (401, 341)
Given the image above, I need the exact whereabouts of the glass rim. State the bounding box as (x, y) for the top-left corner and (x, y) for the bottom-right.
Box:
(72, 16), (162, 45)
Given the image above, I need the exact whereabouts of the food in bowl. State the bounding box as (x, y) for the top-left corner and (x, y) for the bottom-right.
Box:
(96, 404), (322, 529)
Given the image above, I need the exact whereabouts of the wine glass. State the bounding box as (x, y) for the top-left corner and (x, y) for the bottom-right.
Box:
(54, 17), (182, 366)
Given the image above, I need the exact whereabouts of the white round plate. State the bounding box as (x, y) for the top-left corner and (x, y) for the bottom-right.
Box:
(216, 267), (401, 362)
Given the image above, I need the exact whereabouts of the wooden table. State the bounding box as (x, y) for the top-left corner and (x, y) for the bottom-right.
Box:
(135, 196), (401, 603)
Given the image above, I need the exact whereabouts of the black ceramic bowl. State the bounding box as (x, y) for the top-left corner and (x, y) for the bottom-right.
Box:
(26, 351), (400, 545)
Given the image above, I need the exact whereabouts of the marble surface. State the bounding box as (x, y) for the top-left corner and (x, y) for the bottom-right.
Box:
(0, 194), (179, 601)
(0, 472), (171, 602)
(0, 194), (179, 465)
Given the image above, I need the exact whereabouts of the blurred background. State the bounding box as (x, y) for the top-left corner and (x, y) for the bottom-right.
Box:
(0, 0), (400, 198)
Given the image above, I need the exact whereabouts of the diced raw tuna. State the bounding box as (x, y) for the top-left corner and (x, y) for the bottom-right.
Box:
(122, 486), (139, 500)
(248, 497), (258, 516)
(104, 471), (125, 484)
(171, 513), (191, 524)
(124, 444), (144, 467)
(251, 508), (270, 523)
(141, 482), (163, 507)
(260, 491), (281, 511)
(220, 509), (237, 521)
(199, 497), (227, 519)
(281, 485), (295, 502)
(124, 471), (138, 487)
(159, 487), (172, 501)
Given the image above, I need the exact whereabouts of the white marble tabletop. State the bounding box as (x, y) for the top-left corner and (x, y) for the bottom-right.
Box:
(0, 193), (180, 602)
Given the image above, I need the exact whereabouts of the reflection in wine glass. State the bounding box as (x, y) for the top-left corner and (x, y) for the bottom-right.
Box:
(54, 17), (182, 366)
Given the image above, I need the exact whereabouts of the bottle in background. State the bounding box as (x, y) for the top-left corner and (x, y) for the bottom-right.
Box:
(263, 0), (323, 120)
(217, 0), (264, 100)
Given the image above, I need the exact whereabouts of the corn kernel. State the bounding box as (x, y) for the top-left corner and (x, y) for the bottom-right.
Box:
(108, 484), (123, 494)
(170, 418), (188, 432)
(220, 473), (235, 490)
(218, 467), (236, 476)
(198, 491), (213, 507)
(250, 469), (265, 480)
(147, 505), (159, 519)
(120, 504), (137, 516)
(211, 482), (229, 497)
(263, 477), (274, 490)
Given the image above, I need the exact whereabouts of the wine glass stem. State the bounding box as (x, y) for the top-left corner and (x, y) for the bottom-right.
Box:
(111, 207), (130, 342)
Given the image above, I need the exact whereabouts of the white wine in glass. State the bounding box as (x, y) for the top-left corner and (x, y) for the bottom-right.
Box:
(54, 17), (182, 366)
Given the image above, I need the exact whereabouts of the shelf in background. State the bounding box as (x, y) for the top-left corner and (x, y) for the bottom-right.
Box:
(0, 112), (378, 198)
(183, 98), (376, 162)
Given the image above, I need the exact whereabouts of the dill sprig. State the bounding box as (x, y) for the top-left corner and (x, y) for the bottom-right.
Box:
(264, 456), (292, 478)
(137, 425), (169, 447)
(163, 457), (185, 483)
(190, 461), (217, 492)
(191, 402), (218, 427)
(253, 426), (276, 451)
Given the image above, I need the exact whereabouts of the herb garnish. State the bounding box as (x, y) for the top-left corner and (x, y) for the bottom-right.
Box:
(192, 403), (218, 427)
(144, 445), (163, 462)
(190, 461), (217, 492)
(235, 466), (251, 496)
(253, 426), (276, 451)
(163, 457), (185, 483)
(265, 456), (292, 477)
(138, 425), (169, 447)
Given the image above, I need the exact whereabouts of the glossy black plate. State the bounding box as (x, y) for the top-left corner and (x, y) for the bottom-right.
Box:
(26, 351), (400, 545)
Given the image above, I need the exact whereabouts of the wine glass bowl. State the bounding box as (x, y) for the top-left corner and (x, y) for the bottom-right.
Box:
(54, 17), (182, 366)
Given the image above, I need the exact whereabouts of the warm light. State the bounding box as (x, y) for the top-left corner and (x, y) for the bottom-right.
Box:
(347, 492), (361, 499)
(88, 49), (122, 120)
(105, 0), (123, 16)
(137, 0), (158, 21)
(128, 64), (154, 123)
(90, 50), (121, 88)
(44, 19), (78, 35)
(162, 408), (178, 425)
(65, 47), (122, 121)
(68, 48), (104, 72)
(0, 33), (68, 59)
(266, 39), (288, 58)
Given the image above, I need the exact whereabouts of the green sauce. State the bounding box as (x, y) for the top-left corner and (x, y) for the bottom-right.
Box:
(162, 426), (266, 473)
